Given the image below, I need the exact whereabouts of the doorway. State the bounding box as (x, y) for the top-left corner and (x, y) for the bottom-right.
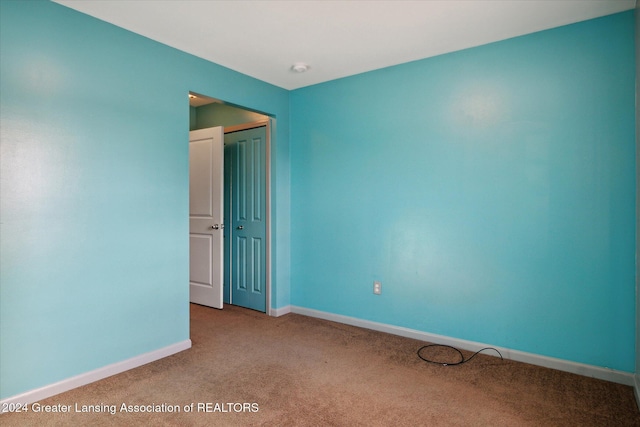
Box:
(189, 92), (272, 314)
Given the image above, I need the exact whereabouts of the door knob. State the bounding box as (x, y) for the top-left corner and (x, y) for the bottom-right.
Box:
(211, 224), (220, 230)
(237, 225), (244, 230)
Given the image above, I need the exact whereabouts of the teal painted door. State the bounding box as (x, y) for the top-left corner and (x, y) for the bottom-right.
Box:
(223, 126), (267, 312)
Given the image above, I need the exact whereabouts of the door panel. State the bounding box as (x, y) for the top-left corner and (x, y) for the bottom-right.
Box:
(189, 140), (214, 215)
(189, 127), (224, 309)
(190, 235), (212, 284)
(224, 126), (266, 312)
(251, 237), (263, 293)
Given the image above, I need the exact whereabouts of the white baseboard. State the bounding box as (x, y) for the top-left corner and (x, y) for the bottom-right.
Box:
(291, 306), (635, 386)
(270, 305), (292, 317)
(0, 340), (192, 406)
(3, 310), (633, 405)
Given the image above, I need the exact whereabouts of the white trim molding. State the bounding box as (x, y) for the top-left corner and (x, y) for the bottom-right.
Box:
(0, 340), (191, 406)
(270, 305), (292, 317)
(291, 306), (635, 386)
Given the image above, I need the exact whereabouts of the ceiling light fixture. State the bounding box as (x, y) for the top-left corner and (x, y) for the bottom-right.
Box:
(291, 63), (310, 73)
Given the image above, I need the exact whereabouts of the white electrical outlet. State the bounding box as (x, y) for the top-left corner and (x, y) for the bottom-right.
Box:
(373, 281), (381, 295)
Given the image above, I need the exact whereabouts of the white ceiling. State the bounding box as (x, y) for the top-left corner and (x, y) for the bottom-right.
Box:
(54, 0), (635, 90)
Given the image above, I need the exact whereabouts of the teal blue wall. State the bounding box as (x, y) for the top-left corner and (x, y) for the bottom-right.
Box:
(291, 12), (636, 372)
(0, 0), (290, 399)
(189, 105), (197, 131)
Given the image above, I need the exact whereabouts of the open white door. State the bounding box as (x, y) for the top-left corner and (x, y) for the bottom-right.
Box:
(189, 127), (224, 308)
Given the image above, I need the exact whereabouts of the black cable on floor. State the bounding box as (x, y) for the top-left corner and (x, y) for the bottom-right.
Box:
(417, 344), (503, 366)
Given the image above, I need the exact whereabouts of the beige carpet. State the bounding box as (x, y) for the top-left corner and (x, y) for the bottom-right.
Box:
(1, 303), (638, 426)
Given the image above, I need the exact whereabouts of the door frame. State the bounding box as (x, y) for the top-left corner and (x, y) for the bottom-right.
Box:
(224, 119), (272, 315)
